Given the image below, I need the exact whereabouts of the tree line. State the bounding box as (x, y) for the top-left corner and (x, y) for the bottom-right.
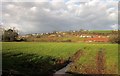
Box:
(2, 28), (120, 44)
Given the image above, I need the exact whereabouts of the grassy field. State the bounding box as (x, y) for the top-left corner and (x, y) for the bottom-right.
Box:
(89, 30), (113, 33)
(2, 42), (118, 75)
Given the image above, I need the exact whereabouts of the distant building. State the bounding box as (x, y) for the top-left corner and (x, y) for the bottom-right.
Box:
(48, 34), (56, 37)
(80, 35), (92, 38)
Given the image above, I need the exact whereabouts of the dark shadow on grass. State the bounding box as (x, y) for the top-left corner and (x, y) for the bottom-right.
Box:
(2, 52), (70, 76)
(65, 72), (118, 76)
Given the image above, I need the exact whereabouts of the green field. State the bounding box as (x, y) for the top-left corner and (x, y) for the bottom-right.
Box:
(89, 30), (113, 33)
(2, 42), (118, 75)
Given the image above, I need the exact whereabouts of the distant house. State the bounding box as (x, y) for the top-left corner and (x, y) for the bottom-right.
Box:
(48, 34), (56, 37)
(85, 37), (109, 42)
(80, 34), (92, 38)
(62, 33), (66, 35)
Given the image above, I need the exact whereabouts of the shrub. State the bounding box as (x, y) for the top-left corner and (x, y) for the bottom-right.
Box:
(109, 33), (120, 44)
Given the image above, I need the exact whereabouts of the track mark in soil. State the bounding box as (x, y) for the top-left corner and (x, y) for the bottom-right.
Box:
(70, 49), (83, 62)
(96, 49), (106, 74)
(54, 49), (84, 76)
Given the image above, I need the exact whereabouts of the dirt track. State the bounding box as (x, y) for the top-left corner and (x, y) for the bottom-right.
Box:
(70, 49), (83, 62)
(54, 49), (84, 76)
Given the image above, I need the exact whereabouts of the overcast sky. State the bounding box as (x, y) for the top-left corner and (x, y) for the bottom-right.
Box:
(1, 0), (119, 34)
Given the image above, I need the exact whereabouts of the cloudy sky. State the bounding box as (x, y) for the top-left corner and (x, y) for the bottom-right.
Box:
(1, 0), (119, 34)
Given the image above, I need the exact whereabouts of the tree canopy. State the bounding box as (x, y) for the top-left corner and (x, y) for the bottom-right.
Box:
(2, 28), (18, 42)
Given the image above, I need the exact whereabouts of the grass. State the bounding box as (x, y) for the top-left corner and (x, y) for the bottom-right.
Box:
(2, 42), (118, 75)
(68, 44), (118, 74)
(3, 42), (82, 59)
(89, 30), (113, 33)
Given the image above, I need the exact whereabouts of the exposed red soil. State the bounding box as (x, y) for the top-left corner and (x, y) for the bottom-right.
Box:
(85, 37), (109, 42)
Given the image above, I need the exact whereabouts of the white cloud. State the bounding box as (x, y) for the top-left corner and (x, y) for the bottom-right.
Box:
(43, 8), (51, 12)
(6, 4), (15, 9)
(3, 23), (21, 31)
(108, 13), (117, 20)
(111, 24), (118, 30)
(30, 6), (37, 12)
(4, 13), (10, 17)
(107, 8), (116, 14)
(2, 0), (118, 34)
(51, 0), (65, 2)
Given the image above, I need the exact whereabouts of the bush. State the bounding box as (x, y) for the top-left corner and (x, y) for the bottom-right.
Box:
(62, 39), (72, 42)
(109, 33), (120, 44)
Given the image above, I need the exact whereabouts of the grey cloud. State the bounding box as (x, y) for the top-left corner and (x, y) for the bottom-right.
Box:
(2, 0), (118, 34)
